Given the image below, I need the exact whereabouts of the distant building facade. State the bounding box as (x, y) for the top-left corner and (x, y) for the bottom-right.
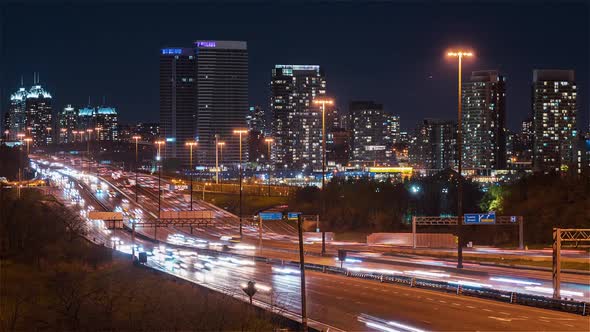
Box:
(25, 84), (53, 146)
(59, 105), (78, 143)
(159, 47), (197, 166)
(532, 69), (577, 173)
(5, 87), (28, 140)
(159, 41), (248, 168)
(95, 107), (119, 141)
(462, 70), (506, 170)
(409, 118), (457, 169)
(271, 64), (326, 171)
(350, 101), (392, 165)
(247, 106), (266, 134)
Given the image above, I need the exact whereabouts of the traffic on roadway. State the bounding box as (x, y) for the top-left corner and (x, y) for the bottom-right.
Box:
(30, 156), (590, 331)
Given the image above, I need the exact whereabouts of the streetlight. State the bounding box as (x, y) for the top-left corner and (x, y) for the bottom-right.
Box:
(24, 137), (32, 154)
(95, 127), (102, 141)
(217, 141), (225, 190)
(86, 129), (94, 174)
(45, 127), (52, 145)
(202, 182), (210, 201)
(133, 135), (141, 202)
(313, 97), (334, 256)
(155, 140), (166, 217)
(86, 129), (93, 153)
(447, 49), (474, 269)
(233, 128), (248, 236)
(3, 130), (9, 141)
(264, 137), (274, 196)
(60, 128), (67, 143)
(185, 141), (197, 211)
(26, 127), (32, 136)
(95, 127), (103, 155)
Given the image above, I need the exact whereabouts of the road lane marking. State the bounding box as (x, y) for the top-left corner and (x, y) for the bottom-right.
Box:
(539, 317), (577, 321)
(439, 300), (447, 304)
(452, 303), (460, 306)
(499, 312), (510, 316)
(488, 316), (526, 322)
(467, 305), (476, 309)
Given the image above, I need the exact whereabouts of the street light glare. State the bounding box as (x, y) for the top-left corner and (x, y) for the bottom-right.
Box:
(233, 129), (248, 134)
(313, 98), (334, 105)
(447, 50), (474, 57)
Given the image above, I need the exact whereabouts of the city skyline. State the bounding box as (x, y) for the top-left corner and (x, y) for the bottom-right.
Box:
(2, 2), (588, 131)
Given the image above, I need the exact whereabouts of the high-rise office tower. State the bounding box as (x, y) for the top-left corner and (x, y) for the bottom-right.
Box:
(194, 41), (248, 167)
(6, 86), (28, 140)
(159, 41), (248, 167)
(409, 119), (457, 169)
(462, 70), (506, 170)
(271, 64), (326, 170)
(159, 47), (196, 165)
(59, 104), (78, 143)
(532, 69), (577, 172)
(350, 101), (393, 164)
(95, 107), (119, 141)
(25, 81), (53, 146)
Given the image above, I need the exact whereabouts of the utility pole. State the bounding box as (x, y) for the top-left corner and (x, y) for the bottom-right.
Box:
(297, 214), (308, 331)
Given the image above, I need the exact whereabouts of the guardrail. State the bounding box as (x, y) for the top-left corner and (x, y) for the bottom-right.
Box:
(261, 259), (588, 316)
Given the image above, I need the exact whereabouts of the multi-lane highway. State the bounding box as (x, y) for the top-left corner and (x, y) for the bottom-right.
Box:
(31, 156), (590, 331)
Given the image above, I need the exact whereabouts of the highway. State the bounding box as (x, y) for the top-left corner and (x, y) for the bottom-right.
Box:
(32, 157), (590, 331)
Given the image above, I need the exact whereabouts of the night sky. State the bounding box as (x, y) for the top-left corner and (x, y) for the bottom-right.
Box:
(2, 1), (588, 132)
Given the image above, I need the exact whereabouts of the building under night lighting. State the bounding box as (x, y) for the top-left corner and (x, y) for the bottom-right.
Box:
(271, 64), (326, 171)
(462, 70), (507, 170)
(159, 47), (196, 166)
(5, 86), (28, 140)
(25, 83), (53, 146)
(59, 105), (78, 143)
(532, 69), (577, 173)
(159, 41), (248, 168)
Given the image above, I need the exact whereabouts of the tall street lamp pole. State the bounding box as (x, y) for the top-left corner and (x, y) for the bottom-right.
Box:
(217, 141), (225, 191)
(264, 137), (274, 197)
(86, 129), (93, 174)
(215, 135), (219, 184)
(133, 136), (141, 202)
(313, 97), (334, 256)
(24, 137), (32, 154)
(186, 141), (197, 211)
(447, 50), (473, 269)
(155, 140), (165, 219)
(234, 129), (248, 237)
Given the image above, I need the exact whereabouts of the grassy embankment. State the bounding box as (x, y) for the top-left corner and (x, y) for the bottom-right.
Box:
(0, 189), (287, 331)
